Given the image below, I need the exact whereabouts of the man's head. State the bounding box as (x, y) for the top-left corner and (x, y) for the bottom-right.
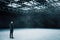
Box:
(11, 21), (13, 24)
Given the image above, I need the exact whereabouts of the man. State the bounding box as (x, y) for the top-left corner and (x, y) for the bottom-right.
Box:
(9, 21), (14, 39)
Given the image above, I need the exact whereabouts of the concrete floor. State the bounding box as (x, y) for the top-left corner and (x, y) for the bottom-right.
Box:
(0, 28), (60, 40)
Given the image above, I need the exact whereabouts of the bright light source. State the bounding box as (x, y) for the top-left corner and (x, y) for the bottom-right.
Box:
(46, 0), (59, 2)
(14, 0), (19, 2)
(29, 1), (40, 5)
(23, 2), (32, 6)
(51, 2), (60, 7)
(39, 6), (46, 9)
(54, 0), (59, 1)
(34, 6), (41, 9)
(29, 1), (34, 4)
(34, 6), (46, 10)
(8, 3), (21, 8)
(56, 3), (60, 6)
(21, 7), (31, 10)
(23, 1), (40, 6)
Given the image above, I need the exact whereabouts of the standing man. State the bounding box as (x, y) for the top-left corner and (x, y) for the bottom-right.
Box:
(9, 21), (14, 39)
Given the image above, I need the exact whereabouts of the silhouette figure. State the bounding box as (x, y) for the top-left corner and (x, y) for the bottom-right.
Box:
(9, 21), (14, 39)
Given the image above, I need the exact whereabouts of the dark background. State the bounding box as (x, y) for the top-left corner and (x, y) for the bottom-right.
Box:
(0, 0), (60, 29)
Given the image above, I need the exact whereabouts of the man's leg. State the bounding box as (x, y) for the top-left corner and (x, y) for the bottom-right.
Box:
(11, 32), (14, 38)
(10, 29), (14, 38)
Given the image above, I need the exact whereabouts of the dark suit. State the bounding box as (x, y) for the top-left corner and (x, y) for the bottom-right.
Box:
(9, 22), (14, 38)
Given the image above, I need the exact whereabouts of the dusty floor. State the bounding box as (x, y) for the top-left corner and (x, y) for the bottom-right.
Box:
(0, 28), (60, 40)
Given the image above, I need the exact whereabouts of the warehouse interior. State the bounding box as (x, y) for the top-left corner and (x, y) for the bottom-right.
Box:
(0, 0), (60, 28)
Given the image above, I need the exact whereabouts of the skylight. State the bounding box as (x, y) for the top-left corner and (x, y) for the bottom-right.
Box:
(8, 3), (21, 8)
